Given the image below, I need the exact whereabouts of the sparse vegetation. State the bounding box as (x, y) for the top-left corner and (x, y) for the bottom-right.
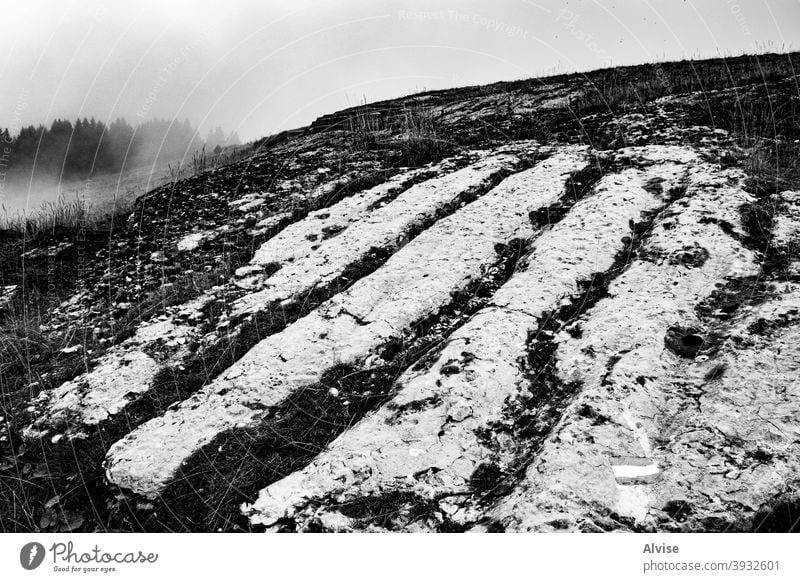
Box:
(347, 103), (453, 167)
(569, 53), (798, 115)
(165, 143), (258, 182)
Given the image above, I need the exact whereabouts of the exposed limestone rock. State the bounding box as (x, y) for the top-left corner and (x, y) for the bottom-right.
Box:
(771, 191), (800, 247)
(104, 148), (587, 498)
(476, 167), (771, 532)
(237, 162), (458, 282)
(28, 151), (518, 437)
(242, 146), (701, 530)
(231, 150), (526, 316)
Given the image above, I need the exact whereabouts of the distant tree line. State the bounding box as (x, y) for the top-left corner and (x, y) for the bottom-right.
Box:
(0, 117), (240, 181)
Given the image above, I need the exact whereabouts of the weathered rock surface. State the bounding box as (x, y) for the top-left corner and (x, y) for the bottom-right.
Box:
(105, 147), (587, 497)
(29, 150), (515, 434)
(243, 146), (700, 530)
(477, 164), (798, 533)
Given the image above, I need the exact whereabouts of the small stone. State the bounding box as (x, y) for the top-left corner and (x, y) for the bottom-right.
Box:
(447, 402), (472, 422)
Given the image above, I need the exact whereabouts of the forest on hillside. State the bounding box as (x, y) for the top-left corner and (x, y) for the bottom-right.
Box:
(0, 117), (240, 182)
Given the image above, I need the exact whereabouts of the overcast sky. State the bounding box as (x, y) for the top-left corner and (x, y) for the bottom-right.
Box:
(2, 0), (799, 142)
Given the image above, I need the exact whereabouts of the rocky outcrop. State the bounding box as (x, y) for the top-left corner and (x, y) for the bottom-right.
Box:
(105, 146), (587, 497)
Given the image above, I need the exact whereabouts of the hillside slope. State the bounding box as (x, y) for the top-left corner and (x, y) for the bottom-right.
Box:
(1, 52), (799, 533)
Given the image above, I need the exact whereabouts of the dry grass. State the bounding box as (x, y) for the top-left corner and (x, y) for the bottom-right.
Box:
(0, 195), (126, 241)
(347, 104), (451, 167)
(0, 195), (132, 422)
(559, 52), (800, 194)
(571, 52), (798, 115)
(166, 143), (255, 183)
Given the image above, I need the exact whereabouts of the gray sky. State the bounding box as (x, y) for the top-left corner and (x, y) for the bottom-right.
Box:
(2, 0), (799, 142)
